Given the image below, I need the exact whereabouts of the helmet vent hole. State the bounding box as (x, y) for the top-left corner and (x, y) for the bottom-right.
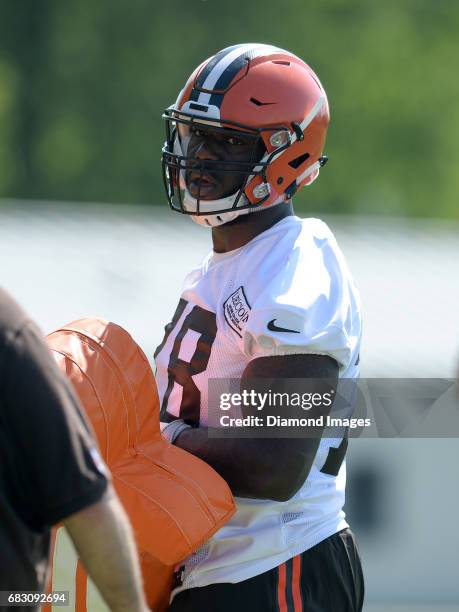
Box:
(272, 60), (290, 66)
(288, 153), (310, 169)
(188, 102), (209, 112)
(250, 97), (274, 107)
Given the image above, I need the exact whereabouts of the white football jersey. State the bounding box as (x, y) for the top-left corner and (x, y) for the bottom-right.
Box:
(155, 216), (362, 597)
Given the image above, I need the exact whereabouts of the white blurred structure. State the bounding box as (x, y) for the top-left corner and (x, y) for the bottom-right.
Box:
(1, 201), (458, 611)
(1, 202), (457, 378)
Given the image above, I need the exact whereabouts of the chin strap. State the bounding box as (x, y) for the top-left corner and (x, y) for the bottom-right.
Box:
(190, 194), (286, 228)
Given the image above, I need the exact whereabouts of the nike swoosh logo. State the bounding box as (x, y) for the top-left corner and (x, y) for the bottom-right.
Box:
(267, 319), (301, 333)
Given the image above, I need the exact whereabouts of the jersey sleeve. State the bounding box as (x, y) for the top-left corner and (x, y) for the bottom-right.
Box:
(3, 321), (110, 530)
(241, 225), (361, 370)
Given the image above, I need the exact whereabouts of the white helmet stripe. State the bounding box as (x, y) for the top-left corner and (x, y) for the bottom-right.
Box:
(197, 43), (283, 105)
(297, 95), (326, 138)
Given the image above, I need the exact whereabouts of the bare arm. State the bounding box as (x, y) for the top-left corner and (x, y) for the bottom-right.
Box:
(63, 490), (149, 612)
(174, 353), (338, 501)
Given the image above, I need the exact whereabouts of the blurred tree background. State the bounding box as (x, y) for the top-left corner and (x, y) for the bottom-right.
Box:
(0, 0), (457, 217)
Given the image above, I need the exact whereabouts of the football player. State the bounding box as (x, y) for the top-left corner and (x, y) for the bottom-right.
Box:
(156, 43), (364, 611)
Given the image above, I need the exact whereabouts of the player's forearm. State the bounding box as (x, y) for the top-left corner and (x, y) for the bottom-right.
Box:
(174, 427), (317, 501)
(63, 492), (149, 612)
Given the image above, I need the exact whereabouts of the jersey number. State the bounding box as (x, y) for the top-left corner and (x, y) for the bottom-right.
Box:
(156, 300), (348, 475)
(155, 299), (217, 424)
(320, 435), (348, 476)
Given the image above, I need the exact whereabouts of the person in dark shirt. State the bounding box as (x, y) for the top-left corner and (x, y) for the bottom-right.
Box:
(0, 289), (149, 612)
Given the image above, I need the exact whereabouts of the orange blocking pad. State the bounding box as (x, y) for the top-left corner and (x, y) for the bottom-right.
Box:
(45, 318), (235, 611)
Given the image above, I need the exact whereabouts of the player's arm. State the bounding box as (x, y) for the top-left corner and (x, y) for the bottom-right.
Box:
(63, 493), (149, 612)
(172, 353), (338, 501)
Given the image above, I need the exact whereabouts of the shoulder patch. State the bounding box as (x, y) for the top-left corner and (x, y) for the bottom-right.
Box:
(223, 286), (251, 337)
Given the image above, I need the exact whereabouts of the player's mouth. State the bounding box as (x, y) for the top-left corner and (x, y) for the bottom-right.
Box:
(187, 171), (221, 199)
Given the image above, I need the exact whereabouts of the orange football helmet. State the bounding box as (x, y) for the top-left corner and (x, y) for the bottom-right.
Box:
(162, 43), (330, 227)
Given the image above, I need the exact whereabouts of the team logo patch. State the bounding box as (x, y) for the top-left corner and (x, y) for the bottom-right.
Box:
(223, 286), (251, 337)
